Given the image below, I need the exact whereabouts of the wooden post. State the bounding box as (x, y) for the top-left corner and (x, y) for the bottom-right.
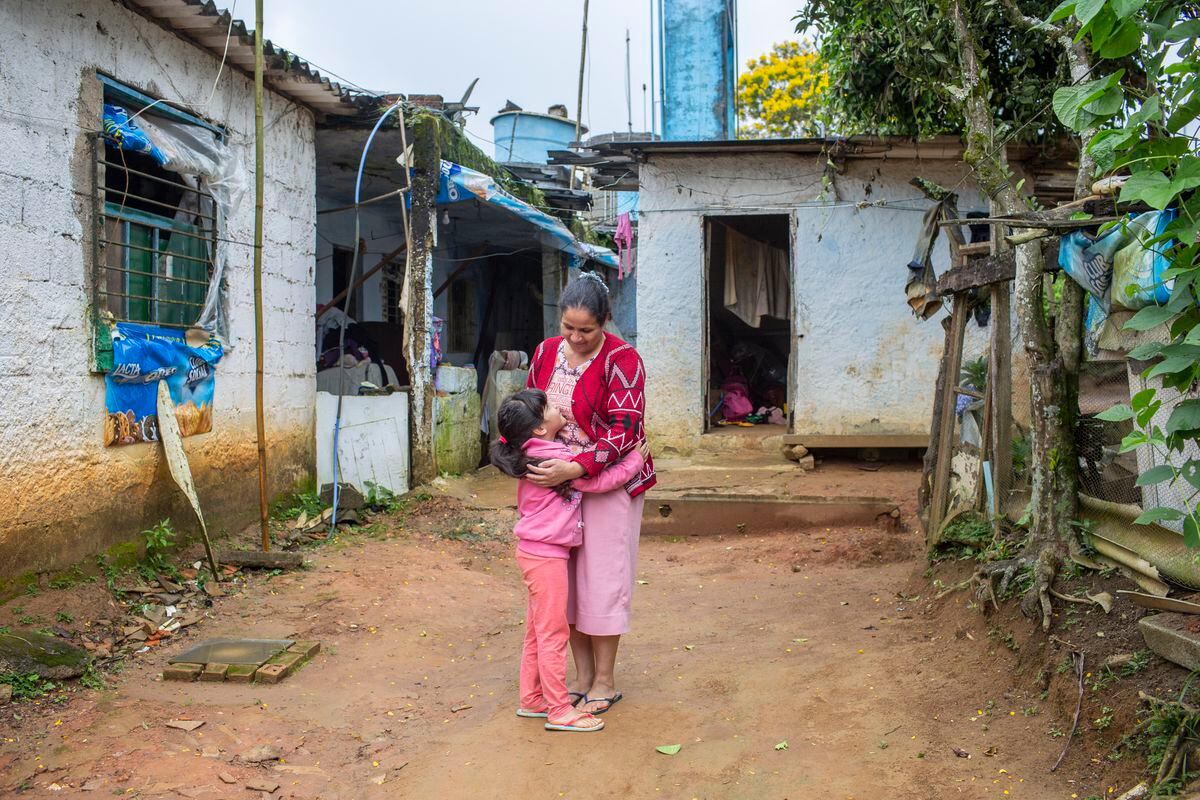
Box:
(252, 0), (269, 552)
(570, 0), (590, 190)
(990, 215), (1014, 529)
(928, 294), (969, 546)
(405, 116), (441, 485)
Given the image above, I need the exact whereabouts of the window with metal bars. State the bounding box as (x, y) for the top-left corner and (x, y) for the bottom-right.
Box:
(91, 78), (220, 351)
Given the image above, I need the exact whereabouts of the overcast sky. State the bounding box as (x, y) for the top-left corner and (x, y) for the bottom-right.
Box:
(212, 0), (805, 151)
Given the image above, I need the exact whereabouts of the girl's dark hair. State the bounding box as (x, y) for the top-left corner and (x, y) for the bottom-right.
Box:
(559, 271), (611, 324)
(489, 389), (550, 479)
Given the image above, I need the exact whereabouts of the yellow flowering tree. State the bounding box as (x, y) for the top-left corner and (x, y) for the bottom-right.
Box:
(736, 41), (827, 138)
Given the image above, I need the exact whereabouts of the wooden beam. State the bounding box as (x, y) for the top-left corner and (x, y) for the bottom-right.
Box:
(780, 434), (929, 449)
(937, 251), (1016, 294)
(990, 282), (1014, 525)
(928, 295), (970, 546)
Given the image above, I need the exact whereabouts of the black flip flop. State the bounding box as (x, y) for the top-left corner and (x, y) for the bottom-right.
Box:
(568, 691), (587, 707)
(583, 692), (623, 714)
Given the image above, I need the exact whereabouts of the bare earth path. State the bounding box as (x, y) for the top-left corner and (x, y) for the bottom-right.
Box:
(0, 470), (1112, 799)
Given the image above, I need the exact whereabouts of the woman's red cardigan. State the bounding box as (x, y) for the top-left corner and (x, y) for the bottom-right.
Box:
(526, 334), (656, 497)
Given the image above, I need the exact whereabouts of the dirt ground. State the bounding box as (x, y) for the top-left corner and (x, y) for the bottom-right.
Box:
(0, 459), (1155, 799)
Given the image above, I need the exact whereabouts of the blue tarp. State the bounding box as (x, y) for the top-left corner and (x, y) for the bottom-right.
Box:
(437, 160), (618, 269)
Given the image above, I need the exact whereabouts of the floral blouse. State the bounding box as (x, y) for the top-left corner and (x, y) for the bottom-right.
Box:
(545, 341), (597, 455)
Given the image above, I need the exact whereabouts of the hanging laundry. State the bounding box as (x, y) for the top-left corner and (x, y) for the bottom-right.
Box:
(723, 226), (790, 328)
(615, 212), (635, 280)
(904, 196), (959, 320)
(1058, 209), (1177, 311)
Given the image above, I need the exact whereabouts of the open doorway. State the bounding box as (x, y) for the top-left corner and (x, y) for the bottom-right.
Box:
(704, 214), (792, 438)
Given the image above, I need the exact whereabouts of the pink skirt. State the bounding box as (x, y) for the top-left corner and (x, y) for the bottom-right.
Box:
(567, 488), (645, 636)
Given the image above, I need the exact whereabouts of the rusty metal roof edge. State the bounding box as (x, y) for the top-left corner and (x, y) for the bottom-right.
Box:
(574, 134), (1077, 163)
(122, 0), (377, 118)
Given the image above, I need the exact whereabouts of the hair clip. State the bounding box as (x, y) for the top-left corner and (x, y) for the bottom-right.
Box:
(498, 435), (508, 444)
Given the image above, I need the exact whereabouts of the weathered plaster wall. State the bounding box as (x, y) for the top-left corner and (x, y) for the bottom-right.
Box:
(636, 152), (1004, 452)
(0, 0), (317, 578)
(315, 203), (402, 323)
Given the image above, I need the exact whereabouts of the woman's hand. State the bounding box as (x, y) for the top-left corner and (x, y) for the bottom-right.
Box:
(526, 458), (587, 487)
(637, 440), (651, 460)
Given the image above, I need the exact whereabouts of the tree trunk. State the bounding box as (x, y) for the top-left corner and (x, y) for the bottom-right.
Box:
(948, 0), (1087, 628)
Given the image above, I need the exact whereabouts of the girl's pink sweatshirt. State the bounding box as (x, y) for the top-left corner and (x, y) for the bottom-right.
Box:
(514, 438), (646, 559)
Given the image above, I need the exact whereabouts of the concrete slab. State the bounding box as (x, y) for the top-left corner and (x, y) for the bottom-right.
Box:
(643, 494), (900, 536)
(170, 638), (293, 667)
(163, 663), (203, 682)
(1139, 612), (1200, 671)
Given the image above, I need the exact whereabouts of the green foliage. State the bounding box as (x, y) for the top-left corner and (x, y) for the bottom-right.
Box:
(141, 519), (175, 575)
(55, 612), (73, 624)
(960, 357), (988, 392)
(364, 482), (405, 514)
(271, 490), (322, 521)
(0, 671), (56, 700)
(795, 1), (1083, 139)
(79, 663), (107, 692)
(1069, 0), (1200, 547)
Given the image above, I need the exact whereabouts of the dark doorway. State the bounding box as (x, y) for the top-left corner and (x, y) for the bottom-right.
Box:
(704, 214), (792, 435)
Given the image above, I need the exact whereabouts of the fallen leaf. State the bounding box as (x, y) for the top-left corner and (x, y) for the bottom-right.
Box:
(792, 638), (809, 644)
(774, 741), (788, 751)
(451, 703), (472, 713)
(684, 645), (695, 651)
(656, 744), (681, 755)
(952, 747), (970, 759)
(983, 746), (998, 757)
(636, 580), (649, 585)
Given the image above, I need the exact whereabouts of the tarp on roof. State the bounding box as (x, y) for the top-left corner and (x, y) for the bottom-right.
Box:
(437, 160), (617, 269)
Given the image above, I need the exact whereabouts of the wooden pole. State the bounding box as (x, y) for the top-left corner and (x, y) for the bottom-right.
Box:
(253, 0), (269, 552)
(570, 0), (590, 190)
(928, 294), (970, 546)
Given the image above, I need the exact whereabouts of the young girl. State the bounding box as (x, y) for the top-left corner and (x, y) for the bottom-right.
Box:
(490, 388), (648, 733)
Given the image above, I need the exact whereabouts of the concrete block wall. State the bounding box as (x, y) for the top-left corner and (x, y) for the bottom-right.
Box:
(0, 0), (318, 578)
(636, 152), (1001, 453)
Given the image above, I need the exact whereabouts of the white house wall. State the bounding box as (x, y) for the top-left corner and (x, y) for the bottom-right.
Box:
(636, 152), (996, 451)
(0, 0), (317, 578)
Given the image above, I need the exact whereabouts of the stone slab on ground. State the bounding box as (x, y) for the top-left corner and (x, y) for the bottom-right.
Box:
(0, 684), (11, 704)
(287, 641), (321, 659)
(200, 663), (229, 682)
(1139, 612), (1200, 671)
(163, 663), (203, 682)
(255, 663), (287, 684)
(0, 628), (90, 679)
(226, 664), (257, 683)
(170, 638), (293, 666)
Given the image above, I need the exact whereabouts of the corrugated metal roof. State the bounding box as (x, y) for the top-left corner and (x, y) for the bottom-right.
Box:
(123, 0), (372, 119)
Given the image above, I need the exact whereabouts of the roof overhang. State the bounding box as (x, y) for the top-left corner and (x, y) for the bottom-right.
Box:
(122, 0), (369, 119)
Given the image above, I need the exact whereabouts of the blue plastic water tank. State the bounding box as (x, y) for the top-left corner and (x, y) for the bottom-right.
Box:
(490, 111), (587, 164)
(661, 0), (737, 140)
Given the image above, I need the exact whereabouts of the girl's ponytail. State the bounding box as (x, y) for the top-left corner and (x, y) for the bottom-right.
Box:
(489, 389), (551, 478)
(489, 436), (528, 479)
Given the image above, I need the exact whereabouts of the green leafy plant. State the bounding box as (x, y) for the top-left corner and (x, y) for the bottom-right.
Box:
(1095, 707), (1114, 731)
(55, 612), (73, 624)
(363, 482), (405, 514)
(142, 519), (175, 574)
(0, 671), (56, 700)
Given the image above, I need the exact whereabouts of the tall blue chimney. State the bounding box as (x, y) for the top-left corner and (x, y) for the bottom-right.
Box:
(660, 0), (737, 140)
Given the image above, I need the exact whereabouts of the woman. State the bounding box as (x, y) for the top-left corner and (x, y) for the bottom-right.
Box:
(525, 271), (655, 716)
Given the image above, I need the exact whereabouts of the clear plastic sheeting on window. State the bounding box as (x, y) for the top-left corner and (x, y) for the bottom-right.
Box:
(137, 115), (248, 343)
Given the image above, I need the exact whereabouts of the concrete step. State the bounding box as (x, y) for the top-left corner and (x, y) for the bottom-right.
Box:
(641, 492), (901, 536)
